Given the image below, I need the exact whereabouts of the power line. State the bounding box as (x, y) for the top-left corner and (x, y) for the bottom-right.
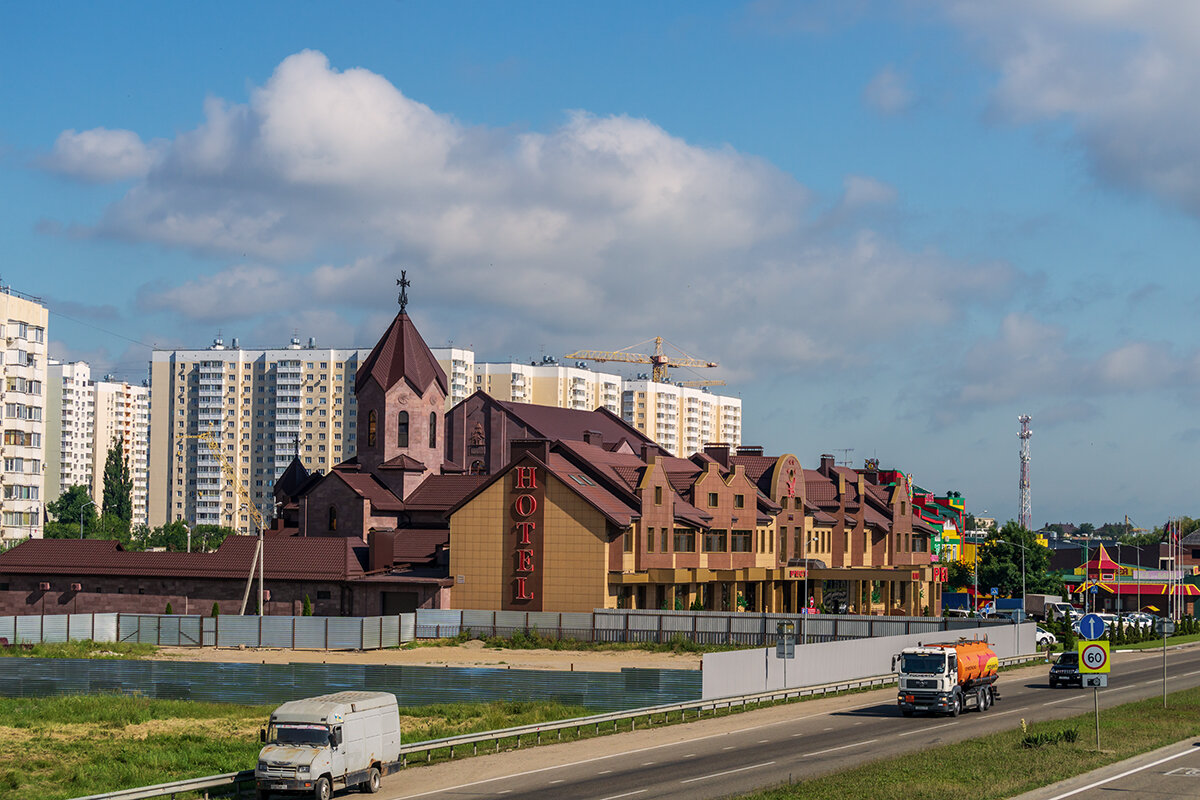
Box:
(47, 307), (157, 351)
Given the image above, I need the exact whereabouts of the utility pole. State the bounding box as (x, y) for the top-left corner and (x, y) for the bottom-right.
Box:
(1018, 415), (1032, 531)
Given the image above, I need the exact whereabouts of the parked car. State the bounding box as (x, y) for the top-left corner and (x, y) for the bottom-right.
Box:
(1123, 613), (1154, 629)
(1035, 627), (1057, 648)
(1049, 651), (1082, 688)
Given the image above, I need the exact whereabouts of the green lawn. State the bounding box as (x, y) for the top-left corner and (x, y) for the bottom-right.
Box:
(741, 685), (1200, 800)
(0, 640), (157, 659)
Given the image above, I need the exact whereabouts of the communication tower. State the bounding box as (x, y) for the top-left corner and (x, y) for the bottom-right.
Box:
(1018, 414), (1032, 530)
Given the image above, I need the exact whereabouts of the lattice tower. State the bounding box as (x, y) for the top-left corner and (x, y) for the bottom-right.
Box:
(1018, 414), (1032, 530)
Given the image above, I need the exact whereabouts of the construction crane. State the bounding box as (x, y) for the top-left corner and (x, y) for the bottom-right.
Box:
(675, 379), (726, 388)
(177, 430), (265, 616)
(564, 337), (718, 384)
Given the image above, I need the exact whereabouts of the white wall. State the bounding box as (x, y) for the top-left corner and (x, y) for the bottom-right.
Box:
(701, 623), (1035, 699)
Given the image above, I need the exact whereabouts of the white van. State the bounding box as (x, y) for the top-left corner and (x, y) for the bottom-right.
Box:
(256, 691), (402, 800)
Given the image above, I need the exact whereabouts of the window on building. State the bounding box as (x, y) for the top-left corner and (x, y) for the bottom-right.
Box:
(429, 411), (437, 448)
(731, 530), (753, 552)
(316, 590), (331, 600)
(647, 527), (654, 552)
(673, 529), (696, 553)
(654, 486), (663, 505)
(397, 411), (409, 447)
(703, 529), (727, 552)
(734, 494), (745, 509)
(367, 410), (377, 446)
(708, 492), (718, 507)
(661, 529), (669, 552)
(623, 529), (633, 553)
(328, 506), (337, 532)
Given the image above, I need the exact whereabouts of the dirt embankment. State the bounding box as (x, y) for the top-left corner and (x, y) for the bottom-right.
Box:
(152, 639), (702, 672)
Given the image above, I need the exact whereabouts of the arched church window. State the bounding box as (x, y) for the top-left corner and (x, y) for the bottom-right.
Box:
(367, 410), (377, 447)
(470, 460), (485, 475)
(328, 506), (337, 532)
(397, 411), (409, 447)
(429, 411), (437, 448)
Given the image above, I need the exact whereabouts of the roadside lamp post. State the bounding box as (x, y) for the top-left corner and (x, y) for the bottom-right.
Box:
(79, 499), (96, 539)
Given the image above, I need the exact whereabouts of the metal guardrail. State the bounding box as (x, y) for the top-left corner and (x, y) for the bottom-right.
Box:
(67, 652), (1042, 800)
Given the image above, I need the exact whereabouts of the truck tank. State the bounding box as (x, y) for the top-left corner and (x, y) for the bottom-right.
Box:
(930, 639), (999, 684)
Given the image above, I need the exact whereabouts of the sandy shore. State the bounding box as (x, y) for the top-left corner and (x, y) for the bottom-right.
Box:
(151, 638), (701, 672)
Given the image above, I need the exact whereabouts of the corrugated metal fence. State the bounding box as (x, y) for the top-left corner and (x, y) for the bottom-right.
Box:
(1, 610), (1004, 650)
(0, 658), (701, 710)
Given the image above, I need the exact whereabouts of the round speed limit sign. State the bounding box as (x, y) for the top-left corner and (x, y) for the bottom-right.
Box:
(1080, 641), (1110, 673)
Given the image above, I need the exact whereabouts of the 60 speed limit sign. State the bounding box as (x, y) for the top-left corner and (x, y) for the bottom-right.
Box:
(1078, 640), (1111, 674)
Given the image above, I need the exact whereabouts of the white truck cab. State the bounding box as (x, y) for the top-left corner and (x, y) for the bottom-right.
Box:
(256, 691), (401, 800)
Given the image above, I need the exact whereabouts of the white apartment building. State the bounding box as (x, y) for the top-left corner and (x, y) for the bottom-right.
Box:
(93, 378), (150, 526)
(473, 358), (623, 414)
(147, 337), (368, 531)
(0, 289), (48, 545)
(622, 380), (742, 457)
(430, 347), (474, 409)
(46, 360), (95, 505)
(47, 361), (151, 527)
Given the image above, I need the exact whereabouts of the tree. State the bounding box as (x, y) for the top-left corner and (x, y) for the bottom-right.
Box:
(44, 485), (97, 538)
(976, 520), (1065, 599)
(946, 560), (974, 591)
(102, 439), (134, 526)
(91, 513), (134, 548)
(302, 595), (313, 616)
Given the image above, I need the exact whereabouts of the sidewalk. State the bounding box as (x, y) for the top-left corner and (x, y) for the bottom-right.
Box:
(1011, 736), (1200, 799)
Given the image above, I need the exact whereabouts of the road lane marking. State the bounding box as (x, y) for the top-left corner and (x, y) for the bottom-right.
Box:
(790, 733), (804, 737)
(680, 761), (776, 784)
(1042, 746), (1196, 799)
(723, 745), (736, 750)
(898, 722), (954, 737)
(642, 761), (655, 765)
(822, 726), (833, 731)
(600, 791), (646, 800)
(550, 779), (564, 784)
(598, 769), (612, 774)
(1044, 697), (1077, 706)
(758, 739), (770, 743)
(683, 754), (696, 758)
(801, 739), (878, 758)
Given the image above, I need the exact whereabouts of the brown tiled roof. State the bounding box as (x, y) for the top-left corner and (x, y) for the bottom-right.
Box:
(330, 469), (404, 512)
(728, 455), (776, 484)
(864, 505), (892, 531)
(805, 479), (837, 503)
(0, 536), (367, 582)
(379, 454), (427, 471)
(546, 453), (637, 527)
(812, 509), (837, 525)
(402, 475), (489, 512)
(672, 494), (712, 528)
(274, 456), (312, 500)
(493, 400), (655, 450)
(387, 529), (448, 565)
(355, 311), (448, 395)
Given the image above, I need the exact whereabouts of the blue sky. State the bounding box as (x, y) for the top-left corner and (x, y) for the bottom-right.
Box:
(5, 1), (1200, 528)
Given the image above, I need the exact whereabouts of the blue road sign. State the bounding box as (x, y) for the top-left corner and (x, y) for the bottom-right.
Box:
(991, 587), (999, 596)
(1079, 613), (1107, 641)
(1090, 585), (1098, 594)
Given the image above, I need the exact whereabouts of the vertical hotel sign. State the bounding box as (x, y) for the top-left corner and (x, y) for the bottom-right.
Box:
(504, 465), (544, 610)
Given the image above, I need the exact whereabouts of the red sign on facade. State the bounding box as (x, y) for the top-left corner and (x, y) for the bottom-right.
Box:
(787, 568), (807, 579)
(505, 465), (544, 610)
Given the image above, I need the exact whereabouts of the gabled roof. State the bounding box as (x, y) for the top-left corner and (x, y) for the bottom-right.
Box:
(274, 456), (312, 500)
(355, 311), (448, 395)
(0, 536), (368, 582)
(385, 529), (448, 566)
(402, 474), (489, 512)
(379, 453), (427, 471)
(329, 468), (404, 513)
(491, 398), (656, 450)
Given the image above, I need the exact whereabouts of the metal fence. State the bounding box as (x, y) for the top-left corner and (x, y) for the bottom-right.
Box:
(0, 609), (1006, 651)
(0, 658), (701, 710)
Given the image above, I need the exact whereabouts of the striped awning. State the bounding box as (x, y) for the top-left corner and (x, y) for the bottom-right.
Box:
(1074, 581), (1200, 597)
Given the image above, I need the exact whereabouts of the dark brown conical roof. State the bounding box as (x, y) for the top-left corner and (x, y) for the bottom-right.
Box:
(355, 312), (448, 395)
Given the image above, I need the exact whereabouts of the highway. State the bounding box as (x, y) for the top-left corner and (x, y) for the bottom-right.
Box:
(379, 645), (1200, 800)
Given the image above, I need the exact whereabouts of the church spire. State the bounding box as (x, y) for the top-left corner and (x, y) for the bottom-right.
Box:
(397, 270), (410, 313)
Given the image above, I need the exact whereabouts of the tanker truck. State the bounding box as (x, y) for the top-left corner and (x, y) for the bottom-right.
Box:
(893, 638), (999, 717)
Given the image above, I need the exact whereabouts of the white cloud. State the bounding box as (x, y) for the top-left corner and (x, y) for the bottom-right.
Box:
(863, 66), (914, 115)
(41, 128), (157, 183)
(60, 49), (1016, 385)
(946, 2), (1200, 216)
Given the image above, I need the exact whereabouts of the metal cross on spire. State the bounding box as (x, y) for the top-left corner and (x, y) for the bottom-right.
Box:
(397, 271), (411, 313)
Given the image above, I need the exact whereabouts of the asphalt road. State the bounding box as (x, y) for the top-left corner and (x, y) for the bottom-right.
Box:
(380, 645), (1200, 800)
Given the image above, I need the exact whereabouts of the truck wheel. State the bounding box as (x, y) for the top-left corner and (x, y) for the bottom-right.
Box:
(363, 766), (381, 793)
(949, 696), (960, 717)
(976, 689), (986, 711)
(313, 776), (331, 800)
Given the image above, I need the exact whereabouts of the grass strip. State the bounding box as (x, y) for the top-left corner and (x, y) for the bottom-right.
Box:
(740, 684), (1200, 800)
(0, 640), (157, 659)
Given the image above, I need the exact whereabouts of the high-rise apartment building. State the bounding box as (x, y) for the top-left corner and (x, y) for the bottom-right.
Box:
(46, 361), (95, 504)
(621, 380), (741, 456)
(0, 289), (48, 545)
(47, 361), (151, 527)
(430, 347), (474, 408)
(147, 337), (366, 531)
(473, 358), (623, 414)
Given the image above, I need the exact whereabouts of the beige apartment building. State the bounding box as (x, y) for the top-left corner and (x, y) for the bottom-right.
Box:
(430, 347), (474, 408)
(621, 379), (742, 456)
(0, 289), (48, 545)
(47, 361), (150, 526)
(473, 358), (623, 414)
(147, 336), (367, 531)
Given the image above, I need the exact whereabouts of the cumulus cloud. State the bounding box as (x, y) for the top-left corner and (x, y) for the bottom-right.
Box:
(41, 128), (157, 182)
(946, 2), (1200, 217)
(863, 66), (914, 115)
(55, 49), (1018, 388)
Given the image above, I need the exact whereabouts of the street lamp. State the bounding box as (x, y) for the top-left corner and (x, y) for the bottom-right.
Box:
(995, 538), (1028, 619)
(79, 499), (96, 539)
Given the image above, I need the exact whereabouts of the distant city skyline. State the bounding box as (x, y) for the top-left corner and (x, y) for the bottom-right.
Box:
(5, 2), (1200, 528)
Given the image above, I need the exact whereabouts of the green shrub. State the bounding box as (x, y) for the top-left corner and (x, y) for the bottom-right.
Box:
(210, 602), (220, 617)
(302, 595), (313, 616)
(164, 602), (173, 616)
